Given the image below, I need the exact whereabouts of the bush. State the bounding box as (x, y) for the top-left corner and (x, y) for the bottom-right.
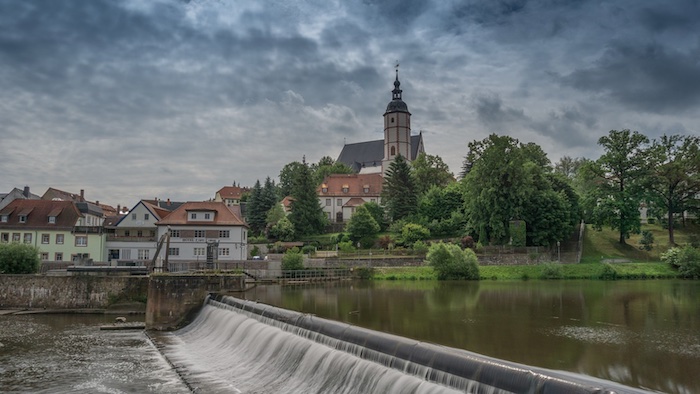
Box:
(249, 235), (268, 244)
(354, 267), (375, 280)
(539, 262), (563, 279)
(412, 240), (429, 256)
(401, 223), (431, 247)
(249, 245), (261, 258)
(638, 230), (654, 251)
(301, 245), (316, 255)
(377, 235), (394, 250)
(281, 250), (304, 270)
(338, 241), (356, 253)
(426, 242), (479, 280)
(662, 246), (700, 278)
(0, 243), (40, 274)
(461, 236), (475, 249)
(599, 263), (618, 280)
(358, 237), (376, 249)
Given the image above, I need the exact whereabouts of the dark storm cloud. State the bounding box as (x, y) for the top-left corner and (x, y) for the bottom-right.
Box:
(562, 42), (700, 113)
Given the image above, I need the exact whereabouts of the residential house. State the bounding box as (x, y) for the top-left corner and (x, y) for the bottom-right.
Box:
(42, 187), (117, 216)
(0, 186), (40, 211)
(319, 173), (383, 223)
(104, 200), (176, 264)
(214, 184), (250, 206)
(0, 199), (106, 262)
(154, 201), (248, 262)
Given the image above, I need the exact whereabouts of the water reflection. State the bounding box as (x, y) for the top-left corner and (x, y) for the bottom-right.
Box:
(246, 280), (700, 393)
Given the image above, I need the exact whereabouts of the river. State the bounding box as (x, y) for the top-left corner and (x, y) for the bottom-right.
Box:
(0, 279), (698, 393)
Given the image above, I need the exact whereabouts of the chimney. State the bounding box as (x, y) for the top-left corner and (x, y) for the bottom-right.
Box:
(23, 186), (30, 198)
(80, 189), (85, 201)
(167, 198), (171, 206)
(117, 205), (121, 214)
(96, 200), (99, 206)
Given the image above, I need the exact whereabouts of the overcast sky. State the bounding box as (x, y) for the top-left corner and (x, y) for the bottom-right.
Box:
(1, 0), (699, 208)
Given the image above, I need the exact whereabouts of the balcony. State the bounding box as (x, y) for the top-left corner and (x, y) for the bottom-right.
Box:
(72, 226), (103, 234)
(106, 235), (157, 242)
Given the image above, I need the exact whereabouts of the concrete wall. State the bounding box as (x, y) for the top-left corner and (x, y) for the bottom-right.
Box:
(146, 274), (245, 331)
(0, 275), (148, 309)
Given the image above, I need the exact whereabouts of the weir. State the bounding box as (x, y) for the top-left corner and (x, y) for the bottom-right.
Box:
(158, 294), (650, 394)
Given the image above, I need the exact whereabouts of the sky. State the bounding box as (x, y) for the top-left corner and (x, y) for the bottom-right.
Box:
(1, 0), (699, 209)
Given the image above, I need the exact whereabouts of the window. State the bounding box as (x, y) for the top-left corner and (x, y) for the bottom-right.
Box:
(322, 187), (328, 193)
(144, 213), (150, 220)
(150, 230), (155, 236)
(337, 199), (342, 206)
(56, 234), (64, 244)
(41, 234), (50, 244)
(363, 187), (369, 193)
(13, 233), (21, 242)
(219, 248), (230, 256)
(190, 213), (197, 220)
(137, 230), (143, 237)
(55, 252), (63, 261)
(391, 146), (396, 156)
(138, 249), (150, 260)
(170, 230), (180, 238)
(205, 213), (211, 220)
(194, 230), (205, 238)
(122, 249), (131, 259)
(23, 233), (32, 243)
(19, 215), (27, 223)
(1, 215), (7, 223)
(1, 233), (8, 242)
(41, 252), (49, 261)
(326, 199), (331, 206)
(391, 117), (395, 123)
(168, 248), (179, 256)
(48, 216), (56, 224)
(75, 236), (87, 247)
(371, 198), (376, 203)
(194, 247), (205, 256)
(132, 213), (137, 220)
(342, 185), (349, 193)
(219, 230), (230, 238)
(243, 231), (246, 241)
(124, 230), (130, 237)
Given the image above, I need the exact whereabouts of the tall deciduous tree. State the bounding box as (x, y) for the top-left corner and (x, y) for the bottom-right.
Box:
(279, 161), (306, 198)
(646, 134), (700, 245)
(587, 129), (650, 244)
(411, 153), (454, 195)
(381, 154), (417, 222)
(554, 156), (586, 179)
(312, 156), (354, 185)
(289, 163), (327, 236)
(345, 205), (380, 243)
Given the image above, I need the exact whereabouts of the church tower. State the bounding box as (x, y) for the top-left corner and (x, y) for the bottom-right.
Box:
(382, 68), (412, 175)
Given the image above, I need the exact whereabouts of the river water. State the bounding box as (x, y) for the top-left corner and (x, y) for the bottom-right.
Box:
(0, 280), (698, 393)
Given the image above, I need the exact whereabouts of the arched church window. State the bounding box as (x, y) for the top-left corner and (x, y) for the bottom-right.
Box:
(390, 146), (396, 156)
(391, 117), (395, 123)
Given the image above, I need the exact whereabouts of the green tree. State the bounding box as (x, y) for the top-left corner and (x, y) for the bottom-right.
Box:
(289, 162), (327, 236)
(645, 134), (700, 245)
(245, 180), (266, 235)
(345, 205), (380, 243)
(462, 134), (576, 246)
(381, 154), (417, 222)
(400, 222), (431, 247)
(0, 243), (40, 274)
(279, 161), (306, 198)
(270, 216), (295, 241)
(587, 129), (649, 244)
(313, 156), (355, 185)
(362, 201), (387, 231)
(265, 203), (285, 230)
(411, 153), (454, 195)
(417, 182), (466, 237)
(554, 156), (586, 179)
(426, 242), (479, 280)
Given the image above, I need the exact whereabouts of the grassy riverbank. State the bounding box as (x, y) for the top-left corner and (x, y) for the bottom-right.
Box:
(372, 262), (679, 281)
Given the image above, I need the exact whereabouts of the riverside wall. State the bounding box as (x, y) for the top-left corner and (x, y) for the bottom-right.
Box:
(0, 275), (148, 309)
(145, 274), (246, 331)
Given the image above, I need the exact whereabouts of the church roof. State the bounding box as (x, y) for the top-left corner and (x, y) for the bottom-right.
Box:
(337, 134), (424, 172)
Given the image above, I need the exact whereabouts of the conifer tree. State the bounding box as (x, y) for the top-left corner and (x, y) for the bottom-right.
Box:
(289, 163), (327, 236)
(382, 154), (417, 222)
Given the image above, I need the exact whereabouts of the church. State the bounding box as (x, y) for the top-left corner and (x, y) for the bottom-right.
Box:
(336, 69), (425, 175)
(319, 70), (426, 223)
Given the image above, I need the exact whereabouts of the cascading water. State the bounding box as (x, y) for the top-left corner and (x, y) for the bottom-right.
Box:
(155, 295), (651, 394)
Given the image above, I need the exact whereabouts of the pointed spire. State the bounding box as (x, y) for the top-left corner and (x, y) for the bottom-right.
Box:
(392, 63), (402, 100)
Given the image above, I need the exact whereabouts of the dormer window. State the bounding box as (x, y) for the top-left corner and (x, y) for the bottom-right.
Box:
(363, 186), (369, 193)
(1, 215), (7, 223)
(321, 184), (328, 193)
(19, 215), (27, 223)
(342, 185), (349, 193)
(205, 213), (211, 220)
(48, 216), (56, 224)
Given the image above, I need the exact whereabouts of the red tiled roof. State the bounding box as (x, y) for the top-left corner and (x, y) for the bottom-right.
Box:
(0, 200), (80, 230)
(344, 197), (368, 207)
(217, 186), (249, 199)
(318, 173), (383, 197)
(155, 201), (247, 226)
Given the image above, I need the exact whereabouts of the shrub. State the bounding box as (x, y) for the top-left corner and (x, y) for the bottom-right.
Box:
(0, 243), (40, 274)
(599, 263), (618, 280)
(461, 236), (475, 249)
(539, 262), (563, 279)
(338, 241), (356, 253)
(249, 235), (268, 244)
(638, 230), (654, 251)
(281, 250), (304, 270)
(662, 246), (700, 279)
(358, 237), (376, 249)
(377, 235), (394, 250)
(354, 267), (375, 280)
(249, 245), (261, 258)
(412, 240), (429, 256)
(301, 245), (316, 255)
(401, 223), (431, 247)
(426, 242), (479, 280)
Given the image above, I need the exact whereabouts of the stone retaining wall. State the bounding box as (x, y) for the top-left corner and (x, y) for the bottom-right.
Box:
(0, 275), (148, 309)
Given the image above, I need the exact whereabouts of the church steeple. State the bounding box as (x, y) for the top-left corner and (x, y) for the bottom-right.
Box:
(392, 69), (402, 100)
(382, 66), (412, 176)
